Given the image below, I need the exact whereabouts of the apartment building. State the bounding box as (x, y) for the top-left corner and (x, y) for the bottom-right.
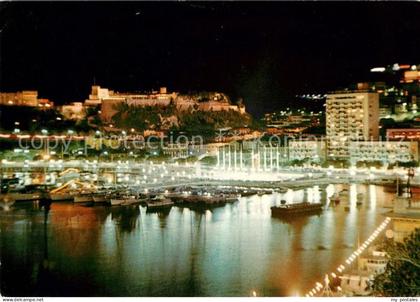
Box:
(349, 141), (418, 164)
(288, 140), (327, 162)
(326, 92), (379, 159)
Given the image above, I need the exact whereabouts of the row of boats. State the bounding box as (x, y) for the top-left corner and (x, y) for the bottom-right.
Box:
(0, 185), (174, 210)
(1, 181), (367, 216)
(53, 191), (175, 209)
(1, 184), (243, 210)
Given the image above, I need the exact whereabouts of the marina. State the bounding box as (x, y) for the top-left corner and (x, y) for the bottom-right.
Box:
(0, 177), (395, 296)
(1, 3), (419, 298)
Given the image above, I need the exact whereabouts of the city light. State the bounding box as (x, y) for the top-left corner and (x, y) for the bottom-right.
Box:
(0, 4), (418, 299)
(370, 67), (386, 72)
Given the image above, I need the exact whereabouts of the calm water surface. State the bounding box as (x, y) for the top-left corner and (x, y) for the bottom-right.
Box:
(0, 184), (391, 296)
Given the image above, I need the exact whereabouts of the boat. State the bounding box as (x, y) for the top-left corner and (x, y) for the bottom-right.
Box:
(271, 202), (323, 216)
(6, 185), (49, 201)
(7, 191), (43, 201)
(73, 192), (93, 203)
(240, 190), (258, 197)
(92, 193), (109, 203)
(49, 192), (74, 201)
(110, 194), (138, 206)
(147, 199), (174, 209)
(223, 194), (239, 202)
(146, 196), (174, 210)
(121, 196), (139, 206)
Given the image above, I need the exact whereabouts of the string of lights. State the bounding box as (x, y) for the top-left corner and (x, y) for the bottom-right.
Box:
(305, 217), (392, 297)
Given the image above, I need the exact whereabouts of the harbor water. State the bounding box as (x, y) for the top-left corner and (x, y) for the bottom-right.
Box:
(0, 183), (391, 297)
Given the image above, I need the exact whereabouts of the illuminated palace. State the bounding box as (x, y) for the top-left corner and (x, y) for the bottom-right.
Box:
(84, 85), (247, 122)
(0, 90), (53, 108)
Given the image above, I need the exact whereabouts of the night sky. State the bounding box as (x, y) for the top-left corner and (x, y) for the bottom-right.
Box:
(1, 2), (419, 116)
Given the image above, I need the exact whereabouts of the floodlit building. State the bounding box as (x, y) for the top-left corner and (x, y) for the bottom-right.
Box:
(387, 197), (420, 243)
(88, 86), (177, 121)
(403, 70), (420, 83)
(349, 141), (418, 164)
(61, 102), (86, 120)
(37, 98), (54, 108)
(0, 90), (40, 107)
(386, 128), (420, 141)
(288, 140), (327, 162)
(326, 92), (379, 159)
(84, 85), (246, 122)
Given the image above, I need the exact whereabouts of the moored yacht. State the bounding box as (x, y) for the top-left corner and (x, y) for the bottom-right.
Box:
(73, 192), (94, 203)
(92, 193), (110, 203)
(271, 201), (323, 216)
(110, 193), (138, 206)
(146, 195), (174, 210)
(6, 185), (49, 202)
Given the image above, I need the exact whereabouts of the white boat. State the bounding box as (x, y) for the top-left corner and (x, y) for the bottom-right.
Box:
(110, 195), (137, 206)
(74, 193), (93, 203)
(146, 195), (174, 209)
(8, 192), (42, 201)
(147, 198), (174, 209)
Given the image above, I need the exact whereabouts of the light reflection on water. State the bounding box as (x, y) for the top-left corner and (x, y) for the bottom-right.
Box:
(0, 184), (391, 297)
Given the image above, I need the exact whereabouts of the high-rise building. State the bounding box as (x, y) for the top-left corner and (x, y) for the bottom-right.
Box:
(326, 91), (379, 159)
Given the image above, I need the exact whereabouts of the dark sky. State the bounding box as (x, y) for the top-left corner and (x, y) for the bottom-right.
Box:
(1, 2), (419, 116)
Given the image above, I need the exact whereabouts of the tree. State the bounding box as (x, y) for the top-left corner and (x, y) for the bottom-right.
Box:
(371, 228), (420, 296)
